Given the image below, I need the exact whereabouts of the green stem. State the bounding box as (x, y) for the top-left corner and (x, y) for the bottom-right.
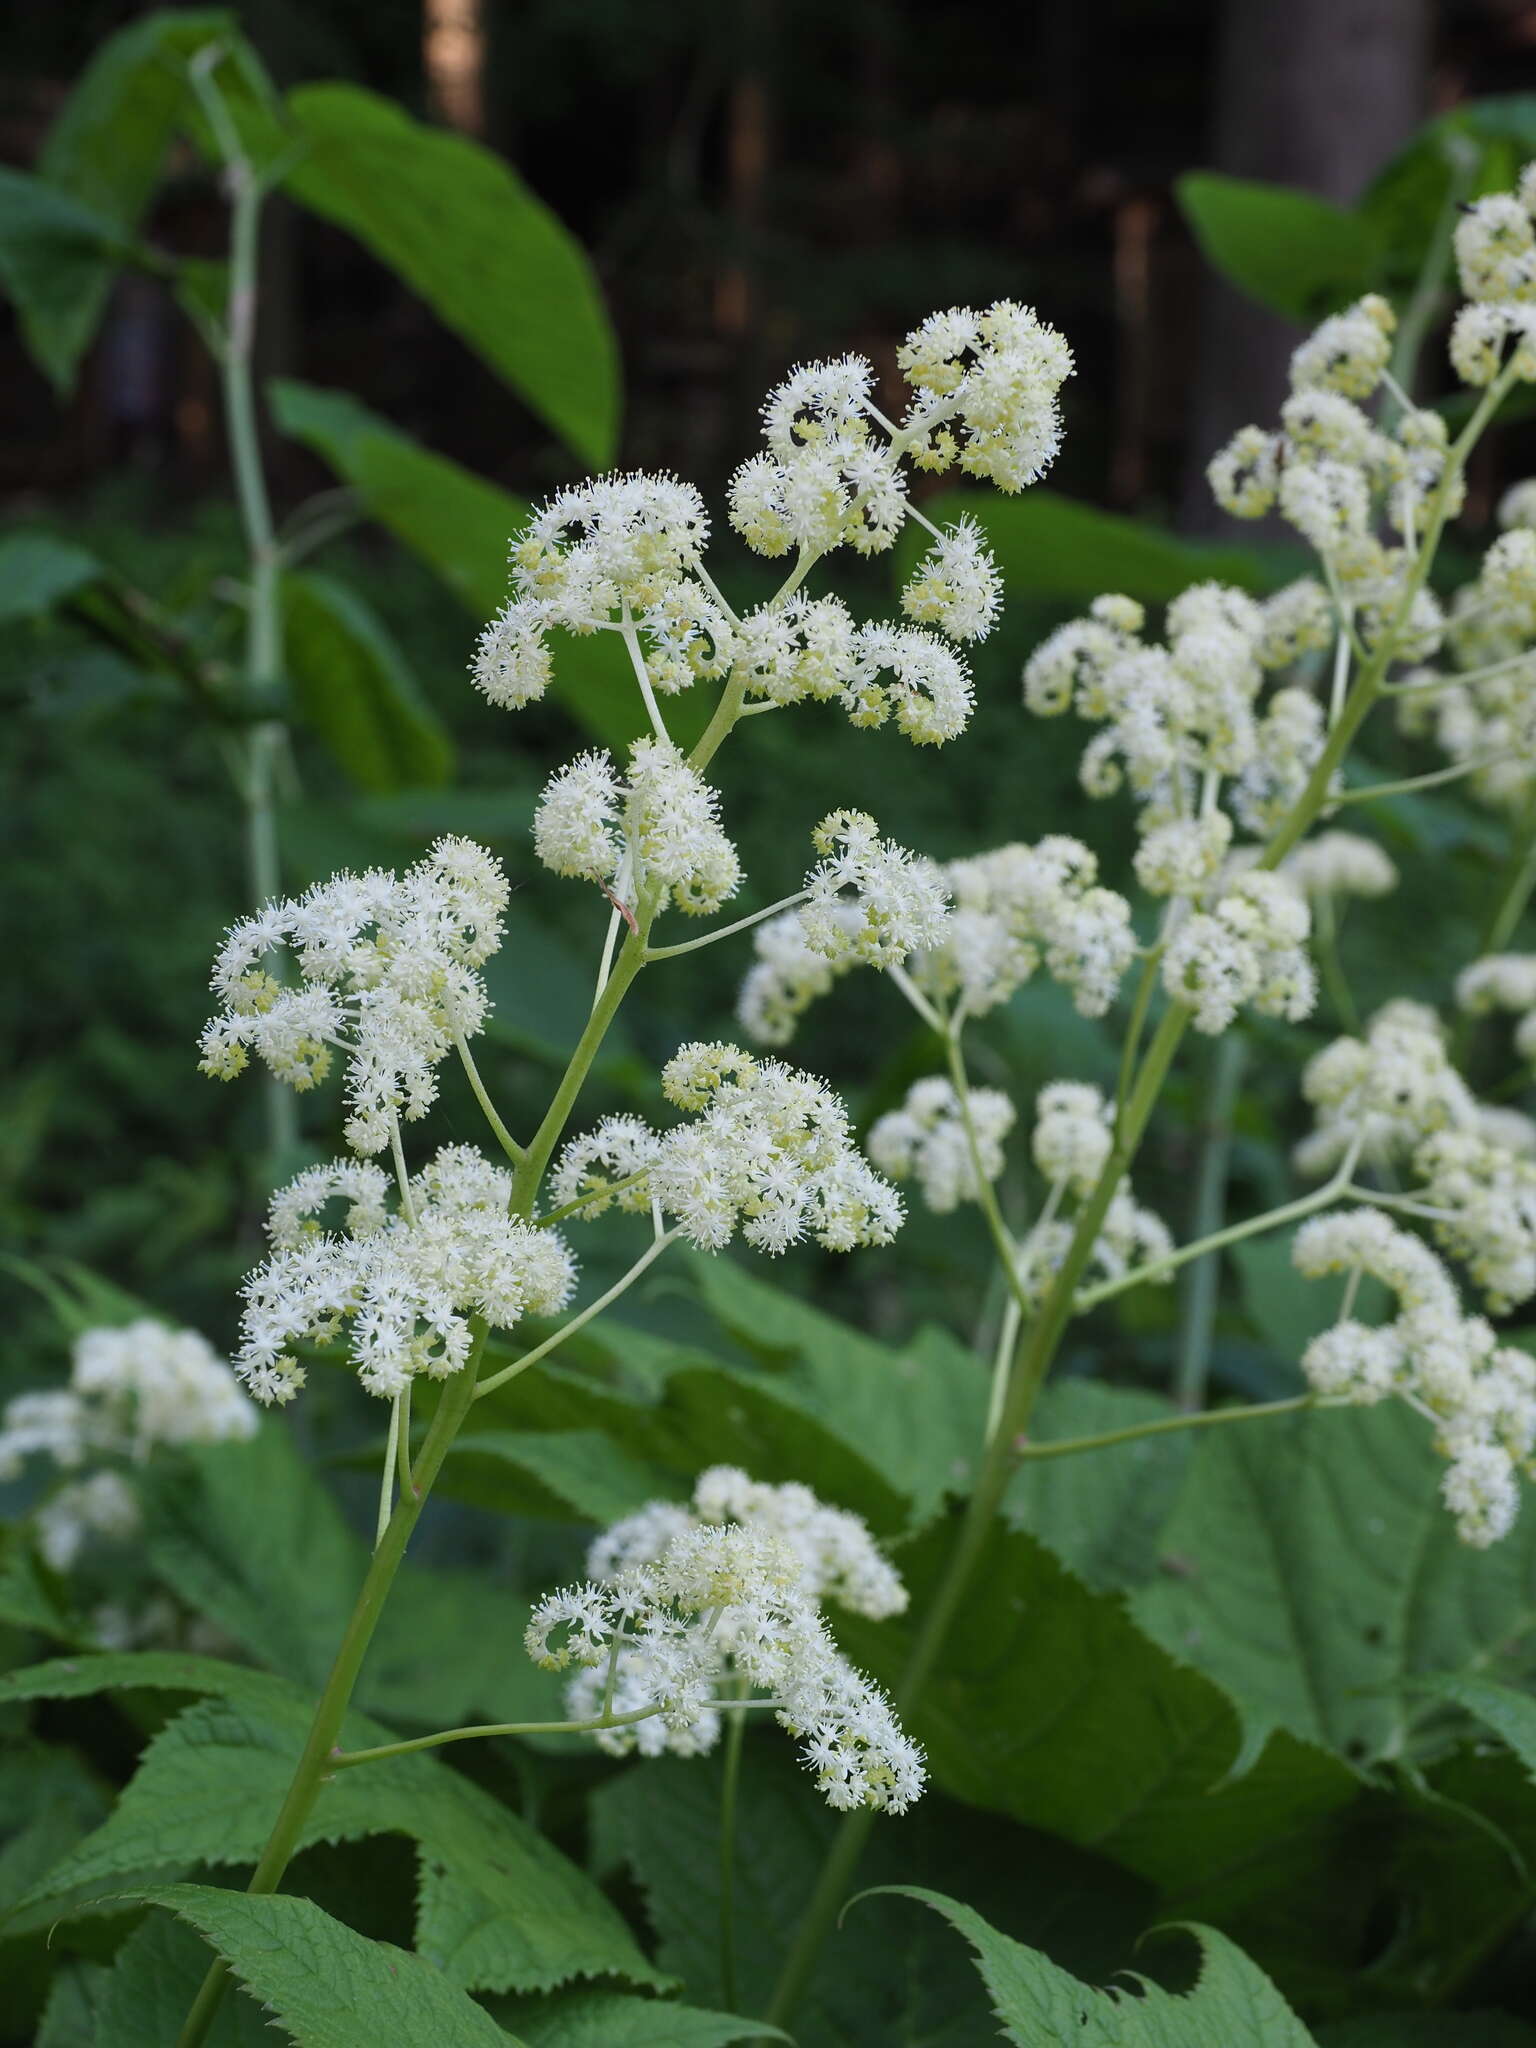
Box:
(1387, 135), (1477, 410)
(943, 1025), (1030, 1321)
(175, 1334), (486, 2048)
(474, 1228), (680, 1401)
(720, 1681), (747, 2012)
(645, 889), (811, 962)
(1481, 799), (1536, 956)
(1173, 1032), (1247, 1411)
(332, 1702), (665, 1769)
(454, 1028), (525, 1166)
(1339, 756), (1497, 805)
(1115, 949), (1162, 1128)
(1312, 892), (1360, 1035)
(1017, 1393), (1316, 1463)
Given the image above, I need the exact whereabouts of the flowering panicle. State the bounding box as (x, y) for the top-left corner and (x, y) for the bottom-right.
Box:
(1295, 1002), (1475, 1177)
(526, 1472), (923, 1811)
(1283, 830), (1399, 903)
(1162, 870), (1316, 1035)
(1294, 1210), (1536, 1545)
(198, 838), (509, 1156)
(1457, 953), (1536, 1060)
(235, 1147), (576, 1405)
(533, 738), (741, 916)
(552, 1043), (902, 1254)
(1013, 1084), (1171, 1304)
(896, 300), (1074, 491)
(801, 811), (950, 966)
(867, 1076), (1016, 1214)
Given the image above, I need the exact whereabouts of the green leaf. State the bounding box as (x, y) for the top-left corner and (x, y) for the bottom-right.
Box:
(26, 9), (234, 389)
(127, 1884), (521, 2046)
(835, 1518), (1364, 1987)
(268, 379), (645, 748)
(592, 1744), (1153, 2044)
(0, 170), (144, 394)
(274, 85), (617, 465)
(868, 1888), (1316, 2046)
(0, 1649), (296, 1715)
(1421, 1673), (1536, 1783)
(1177, 172), (1384, 323)
(1006, 1380), (1195, 1591)
(0, 1746), (110, 1916)
(0, 533), (104, 624)
(94, 1911), (276, 2046)
(485, 1990), (786, 2048)
(283, 569), (454, 791)
(1129, 1403), (1536, 1760)
(14, 1688), (667, 1994)
(35, 1962), (111, 2048)
(442, 1428), (686, 1524)
(898, 486), (1270, 611)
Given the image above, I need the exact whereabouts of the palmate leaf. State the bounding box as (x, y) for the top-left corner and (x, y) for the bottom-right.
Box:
(123, 1886), (521, 2047)
(7, 1682), (666, 1997)
(870, 1888), (1315, 2047)
(591, 1743), (1153, 2048)
(1129, 1402), (1536, 1760)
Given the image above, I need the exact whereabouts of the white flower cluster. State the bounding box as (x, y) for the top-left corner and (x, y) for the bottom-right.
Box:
(475, 304), (1069, 746)
(1449, 171), (1536, 387)
(1457, 953), (1536, 1059)
(1163, 870), (1316, 1036)
(533, 739), (740, 916)
(551, 1043), (902, 1254)
(199, 838), (508, 1155)
(1015, 1083), (1171, 1304)
(1394, 493), (1536, 811)
(526, 1470), (923, 1812)
(1296, 1001), (1473, 1176)
(1294, 1209), (1536, 1545)
(0, 1320), (257, 1573)
(235, 1147), (576, 1405)
(1023, 585), (1337, 851)
(1283, 830), (1398, 903)
(1413, 1128), (1536, 1315)
(1208, 291), (1464, 614)
(867, 1076), (1016, 1214)
(800, 810), (951, 967)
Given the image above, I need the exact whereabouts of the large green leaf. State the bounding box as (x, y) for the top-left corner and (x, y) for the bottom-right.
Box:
(1319, 2017), (1536, 2047)
(0, 171), (144, 393)
(870, 1888), (1316, 2046)
(127, 1885), (521, 2046)
(272, 85), (616, 466)
(268, 378), (644, 748)
(283, 569), (454, 791)
(1130, 1403), (1536, 1760)
(93, 1912), (276, 2046)
(592, 1744), (1153, 2047)
(1177, 173), (1383, 323)
(896, 486), (1270, 611)
(11, 1687), (666, 1994)
(0, 533), (105, 624)
(836, 1517), (1367, 1990)
(24, 9), (233, 389)
(0, 1747), (110, 1918)
(486, 1990), (786, 2048)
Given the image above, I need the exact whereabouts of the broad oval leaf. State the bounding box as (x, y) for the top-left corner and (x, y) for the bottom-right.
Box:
(283, 569), (454, 792)
(1177, 172), (1384, 324)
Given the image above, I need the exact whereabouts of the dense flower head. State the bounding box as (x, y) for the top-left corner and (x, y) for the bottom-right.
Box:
(801, 810), (950, 966)
(1413, 1128), (1536, 1314)
(0, 1319), (256, 1483)
(198, 837), (509, 1156)
(1288, 294), (1395, 398)
(1013, 1083), (1171, 1308)
(900, 516), (1003, 642)
(554, 1044), (902, 1255)
(1296, 1002), (1476, 1177)
(1293, 1208), (1536, 1545)
(1163, 870), (1316, 1035)
(235, 1147), (576, 1405)
(897, 300), (1074, 491)
(526, 1484), (924, 1811)
(867, 1075), (1016, 1214)
(1457, 952), (1536, 1062)
(533, 739), (741, 916)
(912, 837), (1137, 1021)
(1283, 830), (1399, 902)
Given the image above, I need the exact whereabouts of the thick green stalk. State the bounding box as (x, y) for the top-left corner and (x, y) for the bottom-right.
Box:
(175, 1337), (485, 2048)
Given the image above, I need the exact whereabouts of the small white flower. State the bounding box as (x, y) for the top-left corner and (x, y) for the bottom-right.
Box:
(867, 1076), (1015, 1214)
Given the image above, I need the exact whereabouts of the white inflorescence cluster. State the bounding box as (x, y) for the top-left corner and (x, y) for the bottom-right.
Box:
(525, 1467), (923, 1813)
(1162, 870), (1316, 1036)
(550, 1042), (902, 1255)
(0, 1320), (257, 1571)
(1283, 830), (1399, 904)
(474, 305), (1071, 747)
(198, 837), (509, 1156)
(1457, 953), (1536, 1063)
(867, 1076), (1016, 1214)
(1015, 1083), (1172, 1305)
(1293, 1210), (1536, 1546)
(235, 1148), (577, 1405)
(533, 738), (741, 917)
